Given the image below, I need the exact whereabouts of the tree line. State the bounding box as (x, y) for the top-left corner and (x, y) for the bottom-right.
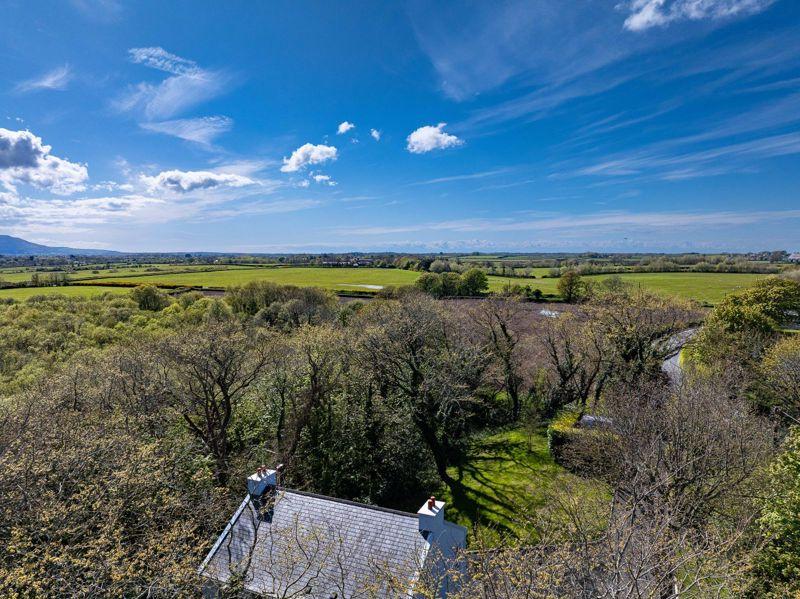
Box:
(0, 276), (798, 596)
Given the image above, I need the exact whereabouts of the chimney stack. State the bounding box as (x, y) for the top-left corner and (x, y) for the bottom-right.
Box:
(418, 495), (445, 535)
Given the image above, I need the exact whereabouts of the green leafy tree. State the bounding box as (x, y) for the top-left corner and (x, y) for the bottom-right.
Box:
(440, 272), (461, 297)
(130, 284), (170, 311)
(750, 427), (800, 598)
(557, 269), (586, 303)
(414, 272), (443, 297)
(458, 268), (489, 296)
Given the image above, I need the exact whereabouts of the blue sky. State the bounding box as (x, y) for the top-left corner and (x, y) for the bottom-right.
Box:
(1, 0), (799, 253)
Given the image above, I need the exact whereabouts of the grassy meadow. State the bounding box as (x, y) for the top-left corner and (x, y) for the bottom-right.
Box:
(73, 266), (422, 290)
(0, 285), (129, 300)
(488, 271), (765, 304)
(0, 264), (767, 304)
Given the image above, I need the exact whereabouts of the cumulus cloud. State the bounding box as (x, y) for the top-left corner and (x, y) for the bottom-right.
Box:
(337, 121), (355, 135)
(0, 128), (88, 195)
(406, 123), (463, 154)
(370, 128), (381, 141)
(140, 116), (233, 145)
(622, 0), (776, 31)
(117, 47), (231, 120)
(15, 65), (72, 93)
(141, 169), (255, 193)
(281, 143), (338, 173)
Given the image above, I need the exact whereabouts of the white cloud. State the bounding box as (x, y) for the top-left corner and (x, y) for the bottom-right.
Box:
(128, 47), (198, 75)
(337, 121), (355, 134)
(140, 116), (233, 145)
(91, 180), (134, 192)
(281, 143), (338, 173)
(15, 65), (72, 93)
(406, 123), (463, 154)
(623, 0), (776, 31)
(0, 128), (88, 195)
(411, 168), (512, 186)
(336, 209), (800, 236)
(117, 47), (231, 120)
(141, 169), (255, 193)
(313, 174), (337, 186)
(370, 128), (381, 141)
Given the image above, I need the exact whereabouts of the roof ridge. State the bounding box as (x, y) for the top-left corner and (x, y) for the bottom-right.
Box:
(281, 487), (418, 519)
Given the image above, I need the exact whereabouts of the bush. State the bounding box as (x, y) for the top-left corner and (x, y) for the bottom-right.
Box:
(547, 409), (581, 463)
(130, 284), (170, 311)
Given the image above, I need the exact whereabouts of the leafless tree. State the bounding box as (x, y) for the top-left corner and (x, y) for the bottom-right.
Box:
(535, 313), (607, 416)
(357, 293), (490, 487)
(470, 298), (527, 420)
(160, 322), (275, 485)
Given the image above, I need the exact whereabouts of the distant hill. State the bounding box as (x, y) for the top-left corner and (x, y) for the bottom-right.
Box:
(0, 235), (120, 256)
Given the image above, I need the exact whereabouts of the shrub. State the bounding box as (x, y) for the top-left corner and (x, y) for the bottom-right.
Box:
(130, 284), (170, 311)
(547, 409), (581, 463)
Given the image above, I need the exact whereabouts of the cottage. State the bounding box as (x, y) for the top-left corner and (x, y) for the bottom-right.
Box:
(199, 466), (467, 598)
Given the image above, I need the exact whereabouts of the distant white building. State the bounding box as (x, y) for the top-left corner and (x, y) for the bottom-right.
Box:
(789, 252), (800, 262)
(200, 466), (467, 598)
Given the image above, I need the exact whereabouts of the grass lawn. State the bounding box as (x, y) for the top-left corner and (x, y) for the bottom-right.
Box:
(437, 427), (606, 544)
(0, 285), (129, 300)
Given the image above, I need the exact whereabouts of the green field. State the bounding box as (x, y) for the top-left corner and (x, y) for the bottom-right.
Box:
(0, 285), (129, 300)
(1, 266), (767, 304)
(438, 428), (606, 543)
(488, 271), (765, 304)
(0, 264), (257, 284)
(78, 266), (422, 290)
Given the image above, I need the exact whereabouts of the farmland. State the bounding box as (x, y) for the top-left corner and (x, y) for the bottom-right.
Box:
(0, 266), (768, 304)
(0, 285), (128, 300)
(71, 266), (422, 291)
(57, 265), (766, 304)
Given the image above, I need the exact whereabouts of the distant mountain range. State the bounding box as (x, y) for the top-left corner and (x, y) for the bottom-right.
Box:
(0, 235), (120, 256)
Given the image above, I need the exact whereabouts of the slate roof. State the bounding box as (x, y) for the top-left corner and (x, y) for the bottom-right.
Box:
(199, 488), (442, 598)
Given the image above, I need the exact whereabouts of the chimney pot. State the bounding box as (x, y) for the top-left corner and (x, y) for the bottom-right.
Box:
(418, 495), (445, 534)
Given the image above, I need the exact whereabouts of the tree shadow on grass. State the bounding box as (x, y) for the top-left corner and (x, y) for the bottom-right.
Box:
(441, 431), (556, 538)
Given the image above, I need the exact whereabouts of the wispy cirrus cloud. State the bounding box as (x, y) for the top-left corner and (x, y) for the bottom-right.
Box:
(128, 47), (199, 75)
(571, 131), (800, 181)
(116, 47), (233, 123)
(14, 65), (72, 93)
(410, 168), (511, 186)
(139, 116), (233, 145)
(335, 209), (800, 237)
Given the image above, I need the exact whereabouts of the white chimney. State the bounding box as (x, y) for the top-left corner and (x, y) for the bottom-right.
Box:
(418, 495), (445, 535)
(247, 465), (278, 497)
